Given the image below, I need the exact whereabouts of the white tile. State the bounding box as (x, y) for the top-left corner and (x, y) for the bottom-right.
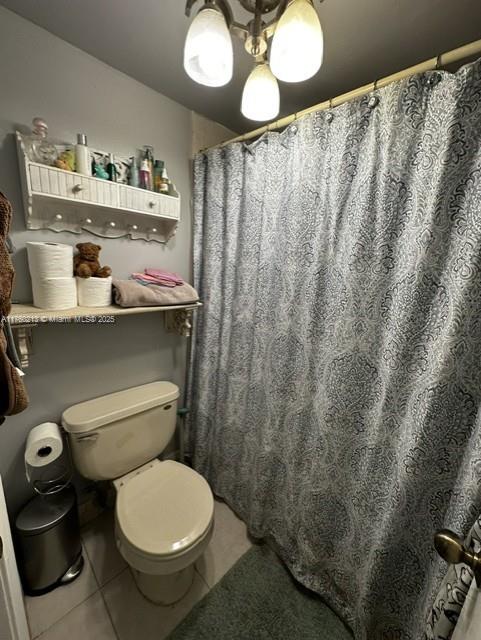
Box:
(82, 509), (127, 587)
(25, 547), (98, 639)
(38, 592), (116, 640)
(102, 567), (209, 640)
(195, 499), (252, 589)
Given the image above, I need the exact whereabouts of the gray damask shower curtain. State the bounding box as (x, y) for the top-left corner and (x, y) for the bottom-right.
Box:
(189, 59), (481, 640)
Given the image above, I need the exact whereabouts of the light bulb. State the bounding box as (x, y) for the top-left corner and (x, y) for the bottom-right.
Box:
(241, 63), (280, 121)
(184, 6), (233, 87)
(270, 0), (323, 83)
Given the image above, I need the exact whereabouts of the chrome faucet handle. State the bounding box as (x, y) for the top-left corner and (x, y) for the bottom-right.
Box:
(435, 529), (481, 587)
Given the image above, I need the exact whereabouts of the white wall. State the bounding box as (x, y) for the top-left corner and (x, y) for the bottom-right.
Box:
(191, 112), (236, 156)
(0, 6), (216, 515)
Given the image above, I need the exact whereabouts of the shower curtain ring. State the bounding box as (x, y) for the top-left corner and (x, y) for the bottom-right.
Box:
(435, 54), (442, 70)
(326, 100), (334, 123)
(368, 80), (380, 108)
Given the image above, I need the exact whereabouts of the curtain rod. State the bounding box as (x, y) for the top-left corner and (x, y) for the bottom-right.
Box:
(206, 38), (481, 151)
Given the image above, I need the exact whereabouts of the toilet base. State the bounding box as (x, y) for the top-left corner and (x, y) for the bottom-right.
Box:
(134, 564), (195, 605)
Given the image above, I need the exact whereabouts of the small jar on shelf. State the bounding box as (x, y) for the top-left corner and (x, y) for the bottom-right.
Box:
(24, 117), (58, 166)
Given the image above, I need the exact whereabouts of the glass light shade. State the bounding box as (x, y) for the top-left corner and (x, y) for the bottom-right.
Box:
(270, 0), (323, 83)
(184, 7), (233, 87)
(241, 63), (280, 121)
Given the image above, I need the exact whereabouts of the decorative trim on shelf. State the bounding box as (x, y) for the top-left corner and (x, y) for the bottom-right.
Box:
(12, 324), (36, 370)
(16, 132), (180, 244)
(164, 308), (194, 337)
(8, 302), (201, 367)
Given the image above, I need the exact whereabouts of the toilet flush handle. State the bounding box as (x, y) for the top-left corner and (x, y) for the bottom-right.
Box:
(76, 433), (99, 442)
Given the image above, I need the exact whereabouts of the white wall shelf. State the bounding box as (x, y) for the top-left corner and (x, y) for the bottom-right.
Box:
(16, 132), (180, 243)
(8, 302), (202, 368)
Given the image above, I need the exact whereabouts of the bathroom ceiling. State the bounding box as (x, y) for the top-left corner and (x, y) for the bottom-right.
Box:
(2, 0), (481, 134)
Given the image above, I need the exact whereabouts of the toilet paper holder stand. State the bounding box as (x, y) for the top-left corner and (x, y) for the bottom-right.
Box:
(26, 429), (74, 497)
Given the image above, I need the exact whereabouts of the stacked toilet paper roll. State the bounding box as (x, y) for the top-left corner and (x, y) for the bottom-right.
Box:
(25, 422), (64, 469)
(27, 242), (77, 310)
(24, 422), (65, 486)
(77, 276), (112, 307)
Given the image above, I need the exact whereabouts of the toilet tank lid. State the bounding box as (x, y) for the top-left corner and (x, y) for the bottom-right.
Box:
(62, 382), (179, 434)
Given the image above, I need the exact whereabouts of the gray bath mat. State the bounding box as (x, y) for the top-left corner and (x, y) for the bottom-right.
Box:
(167, 545), (352, 640)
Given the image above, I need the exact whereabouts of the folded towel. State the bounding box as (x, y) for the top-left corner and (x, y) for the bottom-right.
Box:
(144, 268), (184, 285)
(113, 279), (199, 307)
(131, 273), (177, 288)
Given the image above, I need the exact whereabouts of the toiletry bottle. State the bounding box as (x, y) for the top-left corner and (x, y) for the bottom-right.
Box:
(25, 117), (58, 165)
(153, 160), (164, 193)
(142, 146), (154, 189)
(107, 153), (117, 182)
(161, 166), (171, 194)
(129, 157), (139, 188)
(93, 162), (109, 180)
(75, 133), (90, 176)
(140, 159), (151, 190)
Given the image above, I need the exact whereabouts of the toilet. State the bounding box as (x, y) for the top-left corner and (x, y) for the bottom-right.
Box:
(62, 382), (214, 605)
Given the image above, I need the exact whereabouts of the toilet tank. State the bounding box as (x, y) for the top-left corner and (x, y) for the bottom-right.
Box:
(62, 382), (179, 481)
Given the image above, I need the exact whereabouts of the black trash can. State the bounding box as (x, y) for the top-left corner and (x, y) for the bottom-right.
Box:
(15, 485), (83, 595)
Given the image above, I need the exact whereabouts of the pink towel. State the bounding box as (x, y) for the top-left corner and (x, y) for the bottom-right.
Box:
(145, 269), (184, 285)
(131, 273), (177, 287)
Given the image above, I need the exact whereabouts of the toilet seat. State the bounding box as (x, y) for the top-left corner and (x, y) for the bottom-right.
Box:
(116, 460), (214, 560)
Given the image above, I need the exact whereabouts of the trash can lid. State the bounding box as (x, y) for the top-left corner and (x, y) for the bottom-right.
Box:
(15, 486), (76, 535)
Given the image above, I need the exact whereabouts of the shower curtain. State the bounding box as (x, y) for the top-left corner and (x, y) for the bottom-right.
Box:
(189, 59), (481, 640)
(427, 515), (481, 639)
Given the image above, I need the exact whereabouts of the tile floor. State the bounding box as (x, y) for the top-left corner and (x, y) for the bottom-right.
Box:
(24, 499), (252, 640)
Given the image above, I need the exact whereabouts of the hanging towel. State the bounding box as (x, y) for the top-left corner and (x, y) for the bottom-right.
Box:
(0, 192), (14, 320)
(0, 191), (28, 420)
(3, 321), (22, 370)
(113, 279), (198, 307)
(0, 329), (28, 418)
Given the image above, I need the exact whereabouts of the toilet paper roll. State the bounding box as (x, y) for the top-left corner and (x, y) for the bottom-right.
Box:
(25, 422), (63, 469)
(27, 242), (73, 279)
(32, 276), (77, 310)
(77, 276), (112, 307)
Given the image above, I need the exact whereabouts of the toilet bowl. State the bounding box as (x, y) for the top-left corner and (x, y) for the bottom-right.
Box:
(62, 382), (214, 605)
(114, 459), (214, 604)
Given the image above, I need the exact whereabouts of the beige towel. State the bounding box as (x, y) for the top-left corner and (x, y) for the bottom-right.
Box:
(113, 279), (199, 307)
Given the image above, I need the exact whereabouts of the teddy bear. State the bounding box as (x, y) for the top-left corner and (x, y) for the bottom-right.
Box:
(74, 242), (112, 278)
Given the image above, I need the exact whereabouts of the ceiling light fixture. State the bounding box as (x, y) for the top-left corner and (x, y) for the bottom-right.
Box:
(241, 59), (280, 121)
(184, 0), (323, 121)
(184, 5), (234, 87)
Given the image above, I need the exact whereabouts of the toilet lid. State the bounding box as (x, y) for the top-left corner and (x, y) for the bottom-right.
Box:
(116, 461), (214, 557)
